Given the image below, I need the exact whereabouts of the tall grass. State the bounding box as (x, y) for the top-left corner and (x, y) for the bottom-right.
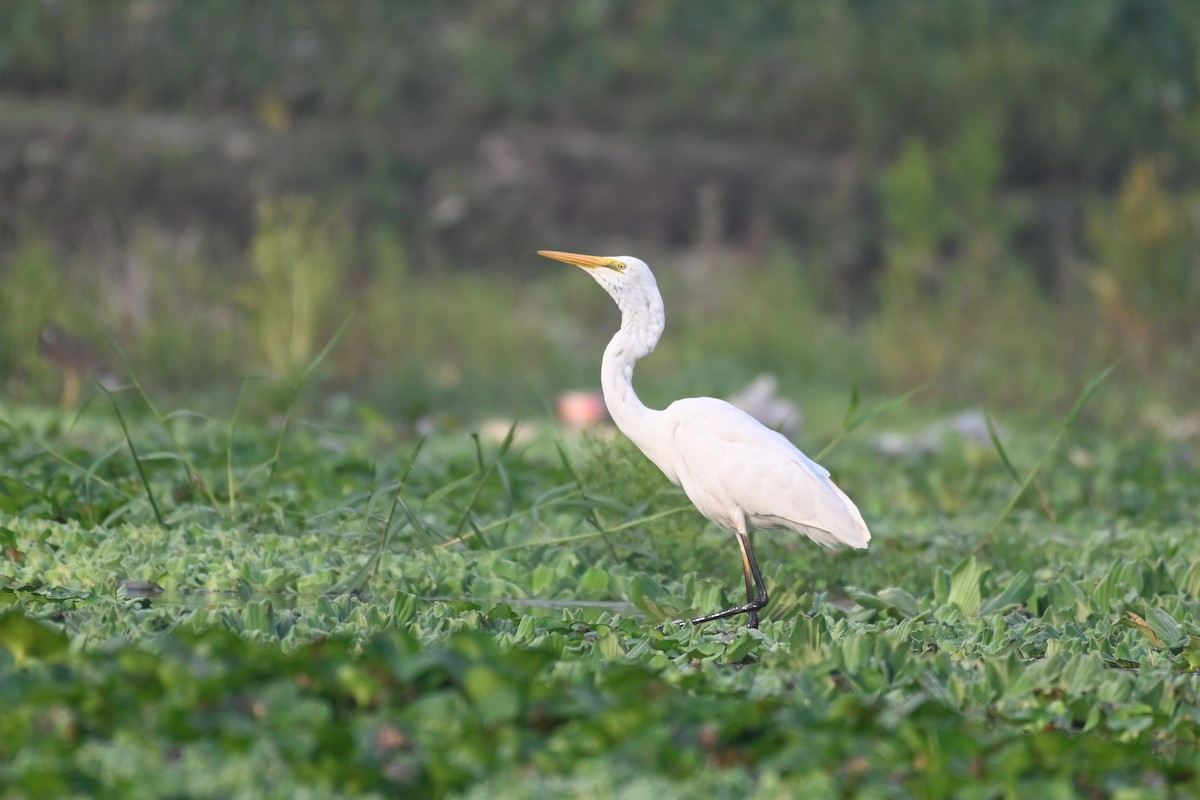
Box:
(0, 174), (1196, 426)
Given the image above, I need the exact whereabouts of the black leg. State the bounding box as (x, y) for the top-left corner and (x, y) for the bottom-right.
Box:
(740, 531), (760, 628)
(690, 526), (768, 629)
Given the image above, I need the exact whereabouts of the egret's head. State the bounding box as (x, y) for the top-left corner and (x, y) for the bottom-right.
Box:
(537, 250), (659, 308)
(539, 249), (665, 357)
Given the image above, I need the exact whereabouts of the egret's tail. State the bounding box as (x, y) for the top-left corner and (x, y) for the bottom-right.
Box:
(831, 483), (872, 549)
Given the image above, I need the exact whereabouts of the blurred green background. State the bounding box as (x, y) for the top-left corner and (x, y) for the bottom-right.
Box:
(1, 0), (1197, 431)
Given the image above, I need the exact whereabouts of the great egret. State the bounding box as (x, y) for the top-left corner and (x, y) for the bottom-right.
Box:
(539, 250), (871, 628)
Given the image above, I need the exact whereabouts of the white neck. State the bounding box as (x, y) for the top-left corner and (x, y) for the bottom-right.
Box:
(600, 287), (668, 461)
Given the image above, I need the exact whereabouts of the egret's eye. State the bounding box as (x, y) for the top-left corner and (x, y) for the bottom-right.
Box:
(612, 261), (627, 272)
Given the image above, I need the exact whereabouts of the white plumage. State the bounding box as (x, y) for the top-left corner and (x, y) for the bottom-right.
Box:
(540, 250), (871, 628)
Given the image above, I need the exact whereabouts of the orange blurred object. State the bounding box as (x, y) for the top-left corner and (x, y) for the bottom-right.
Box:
(556, 390), (607, 429)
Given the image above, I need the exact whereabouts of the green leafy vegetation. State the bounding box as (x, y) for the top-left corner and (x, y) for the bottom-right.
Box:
(2, 398), (1198, 796)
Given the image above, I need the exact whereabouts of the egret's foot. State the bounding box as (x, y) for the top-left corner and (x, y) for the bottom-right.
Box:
(688, 612), (760, 629)
(682, 613), (759, 635)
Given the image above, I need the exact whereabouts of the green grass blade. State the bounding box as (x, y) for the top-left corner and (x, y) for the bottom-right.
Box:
(103, 388), (168, 530)
(297, 313), (356, 385)
(842, 385), (860, 430)
(490, 503), (694, 553)
(104, 332), (222, 513)
(398, 436), (427, 484)
(226, 378), (252, 517)
(450, 425), (519, 544)
(370, 437), (428, 575)
(815, 384), (927, 462)
(252, 314), (353, 529)
(974, 363), (1117, 553)
(497, 418), (519, 457)
(986, 413), (1022, 484)
(422, 472), (478, 508)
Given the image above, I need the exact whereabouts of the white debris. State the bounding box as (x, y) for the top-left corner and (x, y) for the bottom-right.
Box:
(875, 409), (997, 457)
(727, 373), (803, 437)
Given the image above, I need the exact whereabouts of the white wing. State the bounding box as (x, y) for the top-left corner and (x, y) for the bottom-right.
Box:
(664, 397), (870, 549)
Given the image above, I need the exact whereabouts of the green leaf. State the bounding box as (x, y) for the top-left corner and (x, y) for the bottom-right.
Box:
(628, 574), (683, 624)
(1062, 652), (1103, 694)
(531, 564), (556, 596)
(1092, 561), (1138, 611)
(596, 629), (625, 659)
(721, 631), (760, 664)
(979, 571), (1034, 615)
(579, 567), (611, 594)
(876, 587), (923, 618)
(933, 567), (951, 607)
(1180, 561), (1200, 599)
(1125, 611), (1163, 648)
(789, 614), (831, 667)
(1144, 606), (1188, 650)
(947, 557), (988, 617)
(244, 599), (274, 635)
(0, 609), (70, 666)
(463, 665), (521, 725)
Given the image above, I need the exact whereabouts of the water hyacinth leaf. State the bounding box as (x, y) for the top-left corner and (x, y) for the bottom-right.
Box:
(1184, 644), (1200, 670)
(463, 664), (522, 724)
(629, 573), (684, 624)
(979, 571), (1033, 615)
(336, 661), (385, 709)
(690, 580), (725, 618)
(1180, 562), (1200, 599)
(1140, 559), (1178, 597)
(789, 614), (831, 666)
(1092, 561), (1139, 611)
(1125, 612), (1164, 649)
(834, 631), (869, 676)
(596, 628), (625, 659)
(0, 608), (70, 665)
(1046, 575), (1091, 620)
(390, 591), (418, 625)
(579, 566), (610, 594)
(947, 557), (988, 616)
(933, 568), (951, 607)
(1143, 607), (1189, 650)
(1138, 676), (1176, 717)
(244, 599), (274, 636)
(763, 584), (803, 622)
(1062, 652), (1103, 695)
(0, 525), (20, 558)
(876, 586), (923, 618)
(721, 630), (761, 664)
(531, 563), (556, 596)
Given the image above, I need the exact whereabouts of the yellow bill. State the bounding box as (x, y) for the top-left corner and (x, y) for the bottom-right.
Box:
(537, 250), (615, 270)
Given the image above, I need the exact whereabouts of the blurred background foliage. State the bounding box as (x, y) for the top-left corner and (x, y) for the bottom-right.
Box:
(0, 0), (1197, 427)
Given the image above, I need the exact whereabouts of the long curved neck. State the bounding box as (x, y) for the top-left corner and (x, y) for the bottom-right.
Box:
(601, 289), (666, 450)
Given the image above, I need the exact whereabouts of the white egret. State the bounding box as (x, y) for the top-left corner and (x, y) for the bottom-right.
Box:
(539, 250), (871, 628)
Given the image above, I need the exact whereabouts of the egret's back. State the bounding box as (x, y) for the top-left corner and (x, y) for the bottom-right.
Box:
(662, 397), (871, 549)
